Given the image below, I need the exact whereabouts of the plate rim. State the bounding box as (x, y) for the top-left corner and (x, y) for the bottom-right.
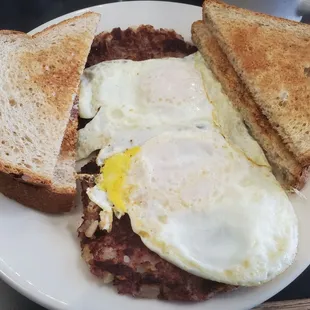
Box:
(28, 0), (201, 35)
(0, 1), (309, 310)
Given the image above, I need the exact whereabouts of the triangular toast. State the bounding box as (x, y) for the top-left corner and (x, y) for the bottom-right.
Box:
(0, 12), (100, 185)
(203, 0), (310, 166)
(191, 20), (308, 189)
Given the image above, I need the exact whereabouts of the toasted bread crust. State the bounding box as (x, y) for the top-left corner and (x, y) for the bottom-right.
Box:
(0, 173), (75, 213)
(0, 101), (78, 213)
(0, 162), (52, 186)
(191, 21), (308, 189)
(32, 12), (100, 39)
(203, 0), (310, 165)
(203, 0), (307, 28)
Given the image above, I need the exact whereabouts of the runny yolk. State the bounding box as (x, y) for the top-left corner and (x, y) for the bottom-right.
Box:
(98, 146), (140, 213)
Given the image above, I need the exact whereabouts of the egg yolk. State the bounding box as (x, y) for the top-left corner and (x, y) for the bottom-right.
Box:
(98, 146), (140, 214)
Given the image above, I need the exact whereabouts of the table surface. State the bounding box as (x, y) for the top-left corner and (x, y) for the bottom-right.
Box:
(0, 0), (309, 309)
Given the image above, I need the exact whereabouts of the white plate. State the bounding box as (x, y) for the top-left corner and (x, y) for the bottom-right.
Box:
(0, 2), (309, 310)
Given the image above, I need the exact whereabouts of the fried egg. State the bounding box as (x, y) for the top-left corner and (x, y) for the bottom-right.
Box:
(83, 52), (298, 286)
(88, 129), (298, 286)
(78, 54), (213, 163)
(77, 53), (267, 166)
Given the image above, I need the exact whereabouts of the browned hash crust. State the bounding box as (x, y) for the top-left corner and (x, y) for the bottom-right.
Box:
(79, 177), (237, 301)
(79, 25), (197, 130)
(78, 26), (236, 301)
(86, 25), (197, 67)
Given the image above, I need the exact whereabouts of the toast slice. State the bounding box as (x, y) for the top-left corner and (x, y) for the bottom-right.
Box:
(203, 0), (310, 166)
(0, 12), (100, 186)
(191, 21), (308, 189)
(0, 102), (78, 213)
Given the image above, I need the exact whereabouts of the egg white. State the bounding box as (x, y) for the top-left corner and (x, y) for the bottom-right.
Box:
(78, 53), (268, 167)
(81, 52), (298, 286)
(124, 130), (298, 286)
(78, 54), (214, 164)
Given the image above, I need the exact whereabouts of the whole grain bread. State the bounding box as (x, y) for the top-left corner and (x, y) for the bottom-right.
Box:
(191, 21), (308, 189)
(0, 12), (100, 186)
(0, 102), (78, 213)
(203, 0), (310, 166)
